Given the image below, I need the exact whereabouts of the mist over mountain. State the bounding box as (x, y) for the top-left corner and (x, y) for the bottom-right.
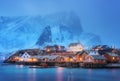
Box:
(0, 12), (101, 54)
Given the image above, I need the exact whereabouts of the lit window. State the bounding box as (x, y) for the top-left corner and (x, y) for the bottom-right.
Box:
(112, 57), (115, 60)
(80, 58), (82, 61)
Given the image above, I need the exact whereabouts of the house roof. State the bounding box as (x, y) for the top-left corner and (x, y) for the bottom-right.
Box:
(33, 55), (60, 60)
(89, 51), (99, 55)
(107, 53), (119, 56)
(91, 55), (106, 60)
(76, 51), (87, 55)
(19, 52), (30, 57)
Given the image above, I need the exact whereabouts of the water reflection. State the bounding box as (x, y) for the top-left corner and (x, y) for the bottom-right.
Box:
(57, 67), (64, 81)
(16, 65), (24, 68)
(67, 68), (74, 81)
(0, 65), (120, 81)
(28, 68), (37, 81)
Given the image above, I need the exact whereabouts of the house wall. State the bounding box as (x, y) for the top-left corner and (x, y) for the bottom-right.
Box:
(84, 55), (106, 64)
(76, 53), (88, 62)
(20, 53), (31, 61)
(104, 54), (119, 63)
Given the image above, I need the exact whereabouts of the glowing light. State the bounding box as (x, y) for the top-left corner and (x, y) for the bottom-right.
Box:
(19, 58), (23, 61)
(47, 49), (50, 52)
(70, 58), (73, 62)
(65, 57), (69, 62)
(113, 57), (115, 60)
(89, 57), (91, 61)
(33, 58), (38, 62)
(80, 58), (82, 61)
(15, 57), (19, 60)
(28, 58), (32, 62)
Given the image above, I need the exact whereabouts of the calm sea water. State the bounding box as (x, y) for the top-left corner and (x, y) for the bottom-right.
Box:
(0, 64), (120, 81)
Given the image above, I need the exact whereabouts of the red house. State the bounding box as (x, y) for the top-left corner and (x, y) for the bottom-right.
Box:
(104, 53), (119, 63)
(84, 55), (106, 64)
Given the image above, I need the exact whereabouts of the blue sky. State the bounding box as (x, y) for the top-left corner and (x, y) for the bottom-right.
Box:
(0, 0), (120, 47)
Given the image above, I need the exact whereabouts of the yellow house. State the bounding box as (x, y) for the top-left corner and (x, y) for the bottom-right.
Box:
(68, 43), (83, 53)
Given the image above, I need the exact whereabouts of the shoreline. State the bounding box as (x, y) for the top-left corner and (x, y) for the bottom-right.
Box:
(2, 62), (120, 69)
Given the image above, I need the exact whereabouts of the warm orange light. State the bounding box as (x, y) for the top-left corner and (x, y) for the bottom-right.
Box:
(19, 58), (23, 61)
(80, 58), (82, 61)
(65, 57), (69, 62)
(47, 49), (50, 52)
(89, 57), (91, 61)
(28, 58), (32, 62)
(113, 57), (115, 60)
(33, 58), (38, 62)
(15, 57), (19, 60)
(70, 58), (73, 62)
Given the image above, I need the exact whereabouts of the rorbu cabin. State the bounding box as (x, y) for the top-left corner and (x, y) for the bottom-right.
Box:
(76, 51), (88, 62)
(19, 52), (31, 62)
(57, 46), (66, 52)
(55, 56), (65, 62)
(44, 45), (66, 53)
(68, 43), (83, 53)
(38, 55), (65, 62)
(44, 46), (56, 53)
(18, 52), (38, 62)
(104, 53), (119, 63)
(84, 55), (106, 64)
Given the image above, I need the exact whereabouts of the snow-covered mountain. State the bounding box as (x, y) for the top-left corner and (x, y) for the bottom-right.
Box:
(36, 12), (101, 47)
(0, 11), (101, 54)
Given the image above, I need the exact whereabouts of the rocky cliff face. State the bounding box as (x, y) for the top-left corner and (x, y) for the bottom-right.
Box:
(36, 26), (52, 46)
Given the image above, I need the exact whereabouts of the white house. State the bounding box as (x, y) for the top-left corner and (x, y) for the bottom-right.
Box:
(19, 52), (31, 62)
(68, 43), (83, 53)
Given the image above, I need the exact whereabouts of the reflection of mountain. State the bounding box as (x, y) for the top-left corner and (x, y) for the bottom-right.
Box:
(0, 12), (101, 53)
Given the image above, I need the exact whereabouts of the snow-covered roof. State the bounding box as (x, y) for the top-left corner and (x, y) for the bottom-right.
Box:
(89, 51), (99, 55)
(107, 53), (119, 56)
(32, 55), (60, 60)
(91, 55), (106, 60)
(19, 52), (30, 57)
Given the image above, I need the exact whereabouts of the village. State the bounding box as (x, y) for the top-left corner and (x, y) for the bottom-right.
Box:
(5, 43), (120, 68)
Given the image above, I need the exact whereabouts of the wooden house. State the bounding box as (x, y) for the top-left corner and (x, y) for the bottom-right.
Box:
(76, 51), (88, 62)
(38, 55), (65, 62)
(19, 52), (31, 62)
(84, 55), (106, 64)
(104, 53), (119, 63)
(44, 45), (66, 53)
(68, 43), (83, 53)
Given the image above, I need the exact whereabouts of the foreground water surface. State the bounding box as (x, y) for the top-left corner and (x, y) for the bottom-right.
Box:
(0, 64), (120, 81)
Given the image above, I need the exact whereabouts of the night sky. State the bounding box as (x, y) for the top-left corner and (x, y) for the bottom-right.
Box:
(0, 0), (120, 47)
